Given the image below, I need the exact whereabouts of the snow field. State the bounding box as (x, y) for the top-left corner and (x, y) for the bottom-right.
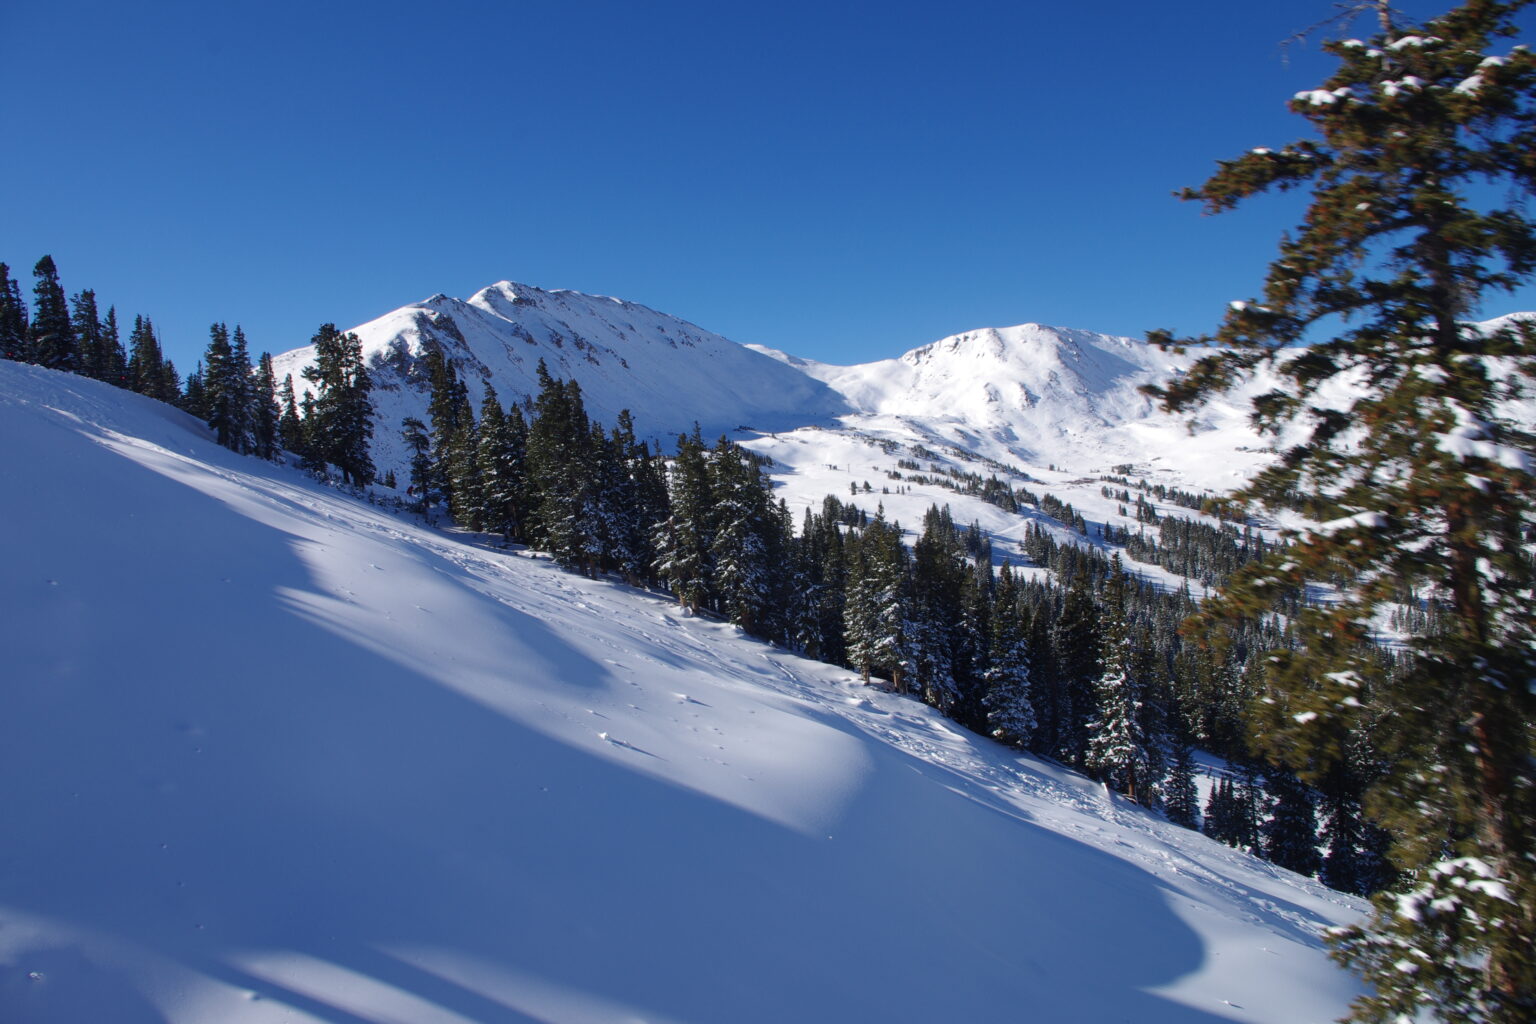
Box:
(0, 360), (1367, 1023)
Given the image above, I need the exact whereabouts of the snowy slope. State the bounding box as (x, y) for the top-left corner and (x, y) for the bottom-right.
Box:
(0, 362), (1368, 1023)
(269, 282), (850, 474)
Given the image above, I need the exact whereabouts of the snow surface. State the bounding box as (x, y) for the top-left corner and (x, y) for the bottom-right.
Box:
(0, 361), (1369, 1022)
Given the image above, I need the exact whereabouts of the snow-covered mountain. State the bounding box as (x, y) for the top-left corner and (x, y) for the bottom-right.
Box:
(271, 281), (1532, 513)
(2, 358), (1367, 1023)
(270, 281), (852, 472)
(266, 280), (1285, 548)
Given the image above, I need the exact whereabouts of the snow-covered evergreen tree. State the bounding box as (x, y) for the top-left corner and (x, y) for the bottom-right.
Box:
(982, 564), (1036, 746)
(844, 512), (912, 691)
(708, 437), (775, 634)
(654, 426), (713, 613)
(1085, 562), (1163, 807)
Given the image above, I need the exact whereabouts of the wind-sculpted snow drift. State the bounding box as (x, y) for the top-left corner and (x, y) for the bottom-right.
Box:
(0, 362), (1367, 1021)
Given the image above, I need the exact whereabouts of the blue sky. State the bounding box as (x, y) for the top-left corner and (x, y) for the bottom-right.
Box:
(5, 0), (1534, 371)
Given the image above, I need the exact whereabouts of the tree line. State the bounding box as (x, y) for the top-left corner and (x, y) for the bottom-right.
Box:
(1, 255), (377, 489)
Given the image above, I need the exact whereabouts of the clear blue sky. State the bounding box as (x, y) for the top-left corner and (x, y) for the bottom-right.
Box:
(5, 0), (1533, 371)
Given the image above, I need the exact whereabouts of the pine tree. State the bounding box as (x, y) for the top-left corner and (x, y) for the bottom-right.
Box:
(446, 406), (483, 530)
(1047, 569), (1099, 766)
(524, 362), (598, 570)
(843, 512), (912, 691)
(69, 289), (106, 381)
(1144, 3), (1536, 1017)
(182, 362), (207, 419)
(401, 417), (434, 519)
(128, 315), (163, 397)
(250, 353), (281, 460)
(1085, 562), (1164, 806)
(981, 563), (1037, 746)
(0, 263), (28, 362)
(202, 323), (245, 451)
(1262, 768), (1323, 877)
(301, 324), (374, 486)
(278, 373), (305, 456)
(99, 306), (126, 387)
(1164, 737), (1201, 830)
(604, 410), (667, 586)
(424, 349), (469, 512)
(708, 437), (776, 634)
(476, 386), (527, 540)
(654, 425), (714, 612)
(29, 255), (75, 371)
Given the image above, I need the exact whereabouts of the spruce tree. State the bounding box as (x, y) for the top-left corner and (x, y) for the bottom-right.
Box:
(128, 315), (163, 397)
(278, 373), (305, 456)
(707, 437), (776, 633)
(1262, 768), (1323, 877)
(1085, 562), (1164, 806)
(301, 324), (374, 486)
(476, 386), (526, 540)
(250, 353), (281, 460)
(981, 563), (1037, 746)
(425, 349), (469, 512)
(99, 306), (126, 387)
(69, 289), (106, 381)
(202, 323), (240, 450)
(654, 425), (714, 612)
(843, 512), (912, 691)
(525, 363), (598, 570)
(1164, 737), (1201, 830)
(1048, 569), (1099, 766)
(401, 417), (434, 519)
(0, 263), (28, 362)
(1144, 3), (1536, 1018)
(29, 255), (75, 371)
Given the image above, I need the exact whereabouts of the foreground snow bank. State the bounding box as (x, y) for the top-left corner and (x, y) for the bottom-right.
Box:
(0, 362), (1363, 1022)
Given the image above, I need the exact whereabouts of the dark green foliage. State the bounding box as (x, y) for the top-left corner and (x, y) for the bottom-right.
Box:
(982, 563), (1036, 746)
(0, 263), (27, 362)
(525, 360), (599, 571)
(401, 417), (433, 519)
(1085, 562), (1166, 807)
(70, 290), (106, 382)
(128, 316), (177, 402)
(843, 511), (912, 691)
(29, 256), (75, 371)
(278, 374), (305, 456)
(300, 324), (374, 486)
(202, 323), (255, 452)
(654, 425), (714, 611)
(707, 436), (780, 633)
(1262, 769), (1322, 877)
(1164, 739), (1201, 830)
(1045, 570), (1099, 767)
(476, 387), (527, 540)
(1144, 3), (1536, 1017)
(251, 353), (281, 460)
